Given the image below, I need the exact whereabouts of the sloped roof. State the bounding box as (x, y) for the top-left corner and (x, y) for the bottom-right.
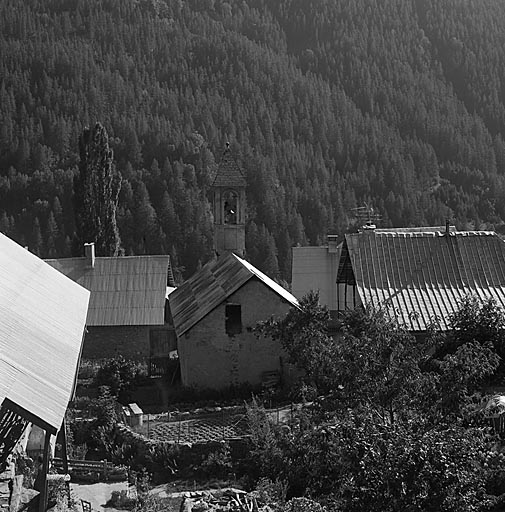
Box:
(46, 255), (171, 326)
(0, 233), (89, 432)
(170, 252), (299, 336)
(212, 149), (247, 188)
(342, 228), (505, 331)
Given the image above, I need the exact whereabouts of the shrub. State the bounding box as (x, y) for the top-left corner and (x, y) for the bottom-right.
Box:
(106, 490), (136, 510)
(198, 442), (233, 479)
(93, 356), (143, 403)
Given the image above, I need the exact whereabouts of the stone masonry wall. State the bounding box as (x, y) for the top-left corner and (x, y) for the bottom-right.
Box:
(178, 280), (293, 389)
(82, 325), (151, 360)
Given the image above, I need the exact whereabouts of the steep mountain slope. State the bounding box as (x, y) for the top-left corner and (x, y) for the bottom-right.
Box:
(1, 0), (505, 280)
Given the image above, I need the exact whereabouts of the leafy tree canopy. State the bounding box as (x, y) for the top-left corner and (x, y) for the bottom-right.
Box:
(251, 294), (505, 510)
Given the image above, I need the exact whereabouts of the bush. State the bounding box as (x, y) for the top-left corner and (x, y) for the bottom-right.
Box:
(68, 387), (120, 455)
(93, 356), (143, 403)
(198, 442), (233, 479)
(106, 490), (136, 510)
(132, 493), (175, 512)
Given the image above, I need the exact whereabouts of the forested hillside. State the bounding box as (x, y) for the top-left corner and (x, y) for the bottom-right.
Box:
(2, 0), (505, 280)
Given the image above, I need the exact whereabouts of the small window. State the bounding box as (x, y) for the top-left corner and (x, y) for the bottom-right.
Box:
(225, 304), (242, 335)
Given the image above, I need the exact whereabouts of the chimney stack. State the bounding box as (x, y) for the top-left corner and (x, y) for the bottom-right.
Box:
(84, 242), (95, 268)
(445, 219), (450, 236)
(327, 234), (339, 253)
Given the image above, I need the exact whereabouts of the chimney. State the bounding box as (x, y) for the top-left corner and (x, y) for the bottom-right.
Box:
(445, 219), (450, 236)
(84, 242), (95, 268)
(327, 234), (339, 253)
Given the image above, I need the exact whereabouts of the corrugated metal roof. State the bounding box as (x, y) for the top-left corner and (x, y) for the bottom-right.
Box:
(46, 255), (171, 326)
(343, 229), (505, 331)
(0, 233), (90, 431)
(170, 253), (299, 336)
(211, 150), (247, 188)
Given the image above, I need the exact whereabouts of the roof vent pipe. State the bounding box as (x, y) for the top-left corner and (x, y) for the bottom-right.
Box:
(84, 242), (95, 268)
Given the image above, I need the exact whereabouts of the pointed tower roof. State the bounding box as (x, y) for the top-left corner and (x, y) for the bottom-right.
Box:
(212, 144), (247, 188)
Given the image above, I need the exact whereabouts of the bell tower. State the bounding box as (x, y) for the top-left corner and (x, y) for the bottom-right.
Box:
(212, 144), (246, 257)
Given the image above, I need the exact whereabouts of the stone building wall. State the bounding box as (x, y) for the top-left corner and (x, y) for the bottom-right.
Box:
(82, 325), (151, 359)
(82, 325), (176, 360)
(178, 279), (294, 389)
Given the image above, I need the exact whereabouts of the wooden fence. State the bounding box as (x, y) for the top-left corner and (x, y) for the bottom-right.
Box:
(52, 457), (127, 483)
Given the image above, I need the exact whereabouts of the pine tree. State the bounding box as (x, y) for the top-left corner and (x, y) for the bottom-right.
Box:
(45, 211), (59, 258)
(74, 122), (122, 256)
(31, 217), (43, 256)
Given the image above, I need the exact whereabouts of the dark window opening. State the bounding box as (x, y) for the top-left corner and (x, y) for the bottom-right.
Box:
(149, 329), (177, 377)
(226, 304), (242, 335)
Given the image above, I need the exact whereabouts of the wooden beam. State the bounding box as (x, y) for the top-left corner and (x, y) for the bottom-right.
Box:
(38, 430), (51, 512)
(2, 399), (56, 436)
(59, 419), (71, 505)
(60, 419), (69, 475)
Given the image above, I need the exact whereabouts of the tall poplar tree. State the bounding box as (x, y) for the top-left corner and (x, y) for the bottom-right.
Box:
(74, 122), (122, 256)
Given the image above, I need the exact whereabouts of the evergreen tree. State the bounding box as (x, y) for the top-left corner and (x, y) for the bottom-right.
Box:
(74, 122), (122, 256)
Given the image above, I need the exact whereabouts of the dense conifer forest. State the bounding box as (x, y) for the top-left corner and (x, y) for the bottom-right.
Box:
(2, 0), (505, 280)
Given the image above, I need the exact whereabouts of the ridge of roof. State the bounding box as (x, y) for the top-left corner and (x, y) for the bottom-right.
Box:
(372, 225), (456, 234)
(348, 228), (496, 238)
(45, 254), (171, 263)
(232, 254), (300, 309)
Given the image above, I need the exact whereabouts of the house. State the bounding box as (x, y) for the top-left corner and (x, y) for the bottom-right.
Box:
(169, 252), (299, 389)
(46, 243), (176, 375)
(291, 234), (342, 319)
(293, 224), (505, 333)
(0, 232), (89, 510)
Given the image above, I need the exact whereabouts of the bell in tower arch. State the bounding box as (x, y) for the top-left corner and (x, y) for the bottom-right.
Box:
(223, 190), (238, 224)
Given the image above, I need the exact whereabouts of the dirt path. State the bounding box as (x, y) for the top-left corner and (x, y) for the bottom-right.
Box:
(70, 481), (131, 511)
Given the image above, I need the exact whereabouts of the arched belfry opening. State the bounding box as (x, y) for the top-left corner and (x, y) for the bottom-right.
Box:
(223, 189), (239, 224)
(212, 146), (246, 257)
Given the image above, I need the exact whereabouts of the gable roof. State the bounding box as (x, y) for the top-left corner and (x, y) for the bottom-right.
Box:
(342, 228), (505, 331)
(0, 233), (89, 432)
(211, 149), (247, 188)
(170, 252), (299, 337)
(46, 255), (171, 326)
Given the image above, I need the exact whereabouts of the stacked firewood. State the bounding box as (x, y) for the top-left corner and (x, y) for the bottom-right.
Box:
(180, 489), (324, 512)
